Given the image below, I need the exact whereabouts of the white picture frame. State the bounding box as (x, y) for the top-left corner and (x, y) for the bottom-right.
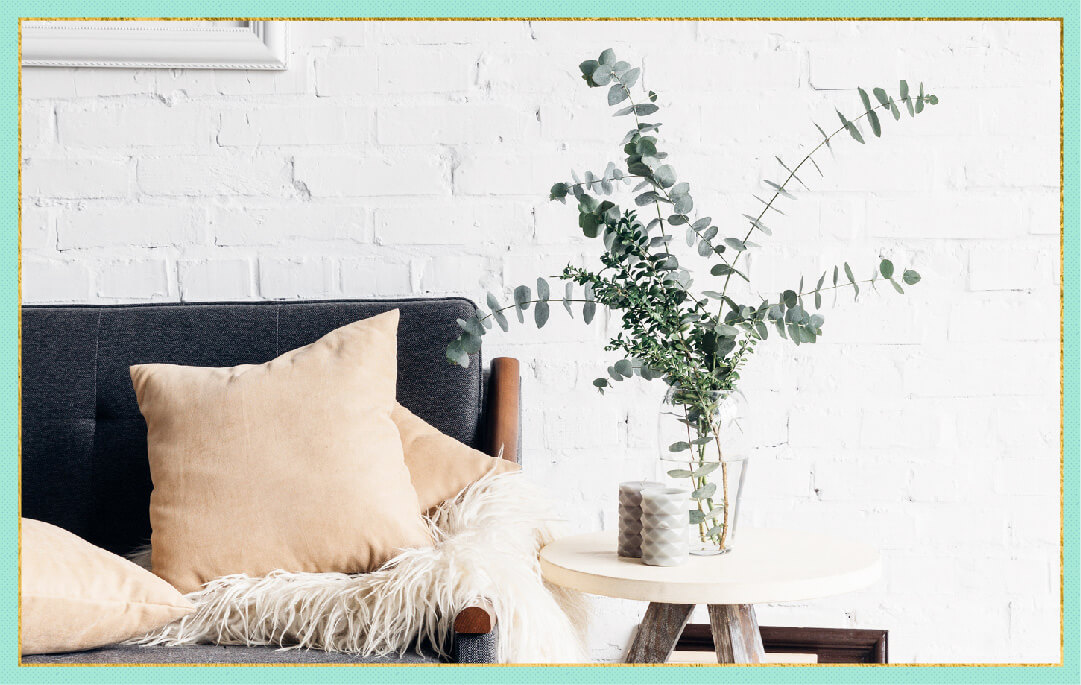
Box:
(20, 20), (287, 70)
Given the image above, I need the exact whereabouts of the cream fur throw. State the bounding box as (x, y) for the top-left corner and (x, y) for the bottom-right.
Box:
(128, 472), (590, 663)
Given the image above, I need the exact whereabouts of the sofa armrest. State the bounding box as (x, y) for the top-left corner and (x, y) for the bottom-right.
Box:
(451, 600), (498, 663)
(486, 357), (520, 463)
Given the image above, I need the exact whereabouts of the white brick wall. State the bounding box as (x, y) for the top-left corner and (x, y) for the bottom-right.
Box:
(19, 20), (1060, 664)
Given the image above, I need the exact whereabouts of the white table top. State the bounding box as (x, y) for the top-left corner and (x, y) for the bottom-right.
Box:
(539, 528), (881, 605)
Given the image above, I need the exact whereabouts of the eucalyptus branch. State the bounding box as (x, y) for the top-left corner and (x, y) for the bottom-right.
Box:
(715, 93), (921, 321)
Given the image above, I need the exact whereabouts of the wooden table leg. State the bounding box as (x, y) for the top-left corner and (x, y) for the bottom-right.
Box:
(707, 604), (766, 663)
(625, 602), (695, 663)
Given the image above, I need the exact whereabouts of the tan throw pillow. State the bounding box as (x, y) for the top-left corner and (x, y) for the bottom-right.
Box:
(131, 309), (432, 593)
(20, 518), (193, 655)
(393, 404), (521, 512)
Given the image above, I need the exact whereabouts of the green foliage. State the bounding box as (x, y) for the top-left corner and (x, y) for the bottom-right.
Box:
(444, 51), (934, 544)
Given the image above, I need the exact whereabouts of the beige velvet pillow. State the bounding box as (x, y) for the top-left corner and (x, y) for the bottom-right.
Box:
(131, 309), (432, 593)
(20, 518), (193, 655)
(394, 404), (520, 512)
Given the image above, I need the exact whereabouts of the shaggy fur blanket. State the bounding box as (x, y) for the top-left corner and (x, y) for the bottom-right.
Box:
(129, 472), (590, 663)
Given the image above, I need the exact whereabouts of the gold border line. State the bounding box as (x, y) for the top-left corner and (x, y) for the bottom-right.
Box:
(12, 14), (1068, 665)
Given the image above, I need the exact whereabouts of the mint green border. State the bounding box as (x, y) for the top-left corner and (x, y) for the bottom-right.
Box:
(2, 2), (1077, 683)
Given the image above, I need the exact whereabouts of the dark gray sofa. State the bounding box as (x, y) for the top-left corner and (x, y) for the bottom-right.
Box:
(21, 298), (518, 665)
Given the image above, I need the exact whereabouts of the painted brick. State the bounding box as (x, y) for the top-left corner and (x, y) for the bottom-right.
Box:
(1023, 189), (1060, 235)
(961, 136), (1059, 188)
(377, 103), (532, 145)
(20, 67), (76, 99)
(57, 205), (199, 249)
(258, 257), (335, 299)
(22, 157), (132, 199)
(20, 205), (53, 251)
(454, 151), (571, 196)
(293, 152), (448, 197)
(376, 46), (475, 93)
(340, 258), (412, 296)
(948, 293), (1058, 342)
(314, 52), (380, 96)
(374, 202), (531, 245)
(138, 154), (293, 197)
(57, 101), (208, 148)
(218, 105), (371, 146)
(869, 192), (1026, 240)
(178, 258), (253, 301)
(967, 242), (1057, 291)
(22, 259), (92, 301)
(645, 47), (801, 90)
(211, 205), (368, 245)
(20, 102), (52, 147)
(417, 254), (500, 294)
(71, 68), (155, 97)
(902, 343), (1058, 397)
(96, 259), (171, 299)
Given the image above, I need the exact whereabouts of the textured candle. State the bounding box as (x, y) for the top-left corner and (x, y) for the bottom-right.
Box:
(640, 487), (690, 566)
(617, 481), (664, 558)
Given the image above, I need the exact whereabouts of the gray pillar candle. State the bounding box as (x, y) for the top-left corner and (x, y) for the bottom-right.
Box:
(618, 480), (664, 558)
(640, 486), (690, 566)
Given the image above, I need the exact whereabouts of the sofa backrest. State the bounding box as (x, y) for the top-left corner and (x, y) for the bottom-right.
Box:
(20, 298), (483, 555)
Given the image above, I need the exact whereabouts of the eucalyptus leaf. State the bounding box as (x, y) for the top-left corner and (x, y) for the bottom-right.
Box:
(903, 269), (921, 285)
(691, 483), (717, 500)
(457, 316), (485, 338)
(667, 468), (693, 478)
(694, 462), (720, 477)
(607, 84), (628, 106)
(868, 109), (882, 137)
(534, 300), (550, 327)
(514, 286), (531, 316)
(764, 180), (796, 200)
(837, 110), (865, 144)
(669, 441), (691, 453)
(445, 337), (470, 367)
(879, 259), (895, 279)
(653, 165), (677, 188)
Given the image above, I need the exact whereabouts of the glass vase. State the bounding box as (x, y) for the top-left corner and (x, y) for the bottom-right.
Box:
(657, 385), (749, 555)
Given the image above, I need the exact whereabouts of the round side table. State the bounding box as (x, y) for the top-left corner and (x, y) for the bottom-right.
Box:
(539, 527), (881, 663)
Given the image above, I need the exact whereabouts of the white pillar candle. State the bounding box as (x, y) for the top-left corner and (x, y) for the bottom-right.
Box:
(640, 486), (690, 567)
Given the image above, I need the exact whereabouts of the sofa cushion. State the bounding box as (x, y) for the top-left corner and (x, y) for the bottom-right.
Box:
(394, 403), (519, 511)
(131, 310), (433, 593)
(20, 518), (193, 655)
(21, 299), (483, 557)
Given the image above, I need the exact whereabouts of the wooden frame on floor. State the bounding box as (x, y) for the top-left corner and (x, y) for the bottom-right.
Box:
(672, 625), (889, 664)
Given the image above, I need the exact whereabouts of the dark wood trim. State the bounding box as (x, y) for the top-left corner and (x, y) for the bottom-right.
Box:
(486, 357), (520, 463)
(453, 599), (496, 635)
(674, 624), (888, 664)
